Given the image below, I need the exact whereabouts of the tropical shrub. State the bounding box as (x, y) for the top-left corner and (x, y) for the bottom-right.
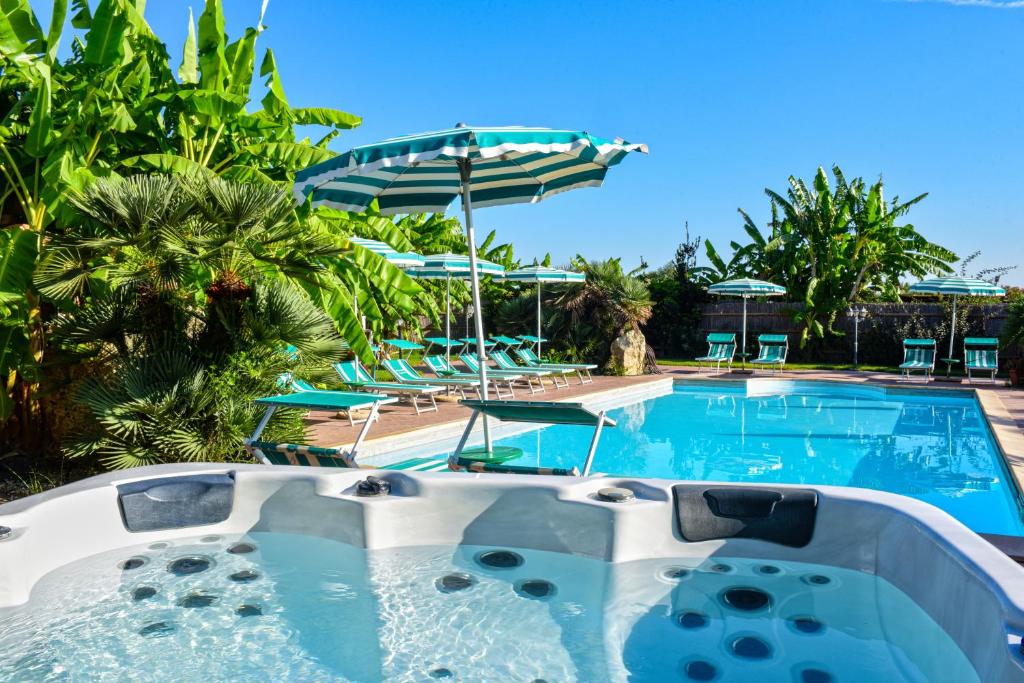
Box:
(703, 166), (957, 346)
(544, 257), (653, 367)
(643, 225), (709, 358)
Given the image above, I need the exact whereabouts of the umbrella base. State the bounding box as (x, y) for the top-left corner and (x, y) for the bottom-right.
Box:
(729, 369), (755, 376)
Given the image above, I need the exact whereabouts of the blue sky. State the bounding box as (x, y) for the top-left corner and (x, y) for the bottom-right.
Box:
(35, 0), (1024, 283)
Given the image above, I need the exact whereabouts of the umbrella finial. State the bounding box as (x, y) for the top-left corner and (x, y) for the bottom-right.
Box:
(455, 122), (467, 128)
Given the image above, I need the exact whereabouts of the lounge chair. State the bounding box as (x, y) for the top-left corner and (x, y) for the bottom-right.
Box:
(750, 334), (788, 374)
(459, 353), (548, 394)
(382, 338), (423, 360)
(514, 347), (597, 385)
(489, 335), (524, 350)
(491, 350), (573, 388)
(276, 373), (380, 426)
(964, 337), (999, 384)
(334, 360), (443, 415)
(244, 391), (397, 467)
(381, 358), (481, 399)
(457, 337), (497, 354)
(516, 334), (547, 350)
(695, 333), (737, 373)
(423, 354), (517, 399)
(423, 336), (462, 355)
(900, 339), (936, 381)
(447, 399), (616, 476)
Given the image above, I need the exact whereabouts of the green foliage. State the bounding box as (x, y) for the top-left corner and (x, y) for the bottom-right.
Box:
(703, 166), (957, 346)
(643, 224), (709, 358)
(537, 257), (652, 367)
(1001, 298), (1024, 350)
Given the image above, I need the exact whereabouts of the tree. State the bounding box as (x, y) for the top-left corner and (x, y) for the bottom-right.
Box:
(704, 166), (956, 345)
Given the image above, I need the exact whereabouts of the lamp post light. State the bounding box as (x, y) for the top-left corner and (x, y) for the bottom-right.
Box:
(848, 306), (868, 368)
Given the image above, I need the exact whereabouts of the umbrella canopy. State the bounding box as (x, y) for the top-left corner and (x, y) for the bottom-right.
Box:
(707, 278), (786, 368)
(294, 124), (646, 451)
(907, 277), (1005, 375)
(708, 278), (787, 297)
(294, 126), (647, 213)
(907, 277), (1006, 297)
(349, 237), (425, 268)
(407, 253), (505, 278)
(503, 265), (586, 356)
(406, 254), (505, 358)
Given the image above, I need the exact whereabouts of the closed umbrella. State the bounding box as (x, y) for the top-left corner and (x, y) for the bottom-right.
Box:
(907, 277), (1005, 377)
(406, 253), (505, 359)
(502, 265), (585, 357)
(708, 278), (786, 369)
(295, 124), (646, 449)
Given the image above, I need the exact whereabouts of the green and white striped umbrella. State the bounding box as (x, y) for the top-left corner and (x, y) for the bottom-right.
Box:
(406, 254), (505, 358)
(503, 265), (586, 356)
(294, 125), (647, 213)
(908, 277), (1005, 374)
(907, 277), (1005, 297)
(406, 253), (505, 278)
(708, 278), (787, 297)
(349, 237), (425, 268)
(708, 278), (786, 368)
(294, 124), (646, 450)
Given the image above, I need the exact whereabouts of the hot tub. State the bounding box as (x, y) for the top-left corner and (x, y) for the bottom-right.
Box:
(1, 464), (1023, 681)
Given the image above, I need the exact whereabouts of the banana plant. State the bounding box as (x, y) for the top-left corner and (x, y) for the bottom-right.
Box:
(715, 166), (957, 347)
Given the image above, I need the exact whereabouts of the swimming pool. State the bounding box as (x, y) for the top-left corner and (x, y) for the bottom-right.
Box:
(417, 380), (1023, 536)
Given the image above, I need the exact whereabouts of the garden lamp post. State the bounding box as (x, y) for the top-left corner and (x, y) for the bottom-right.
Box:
(848, 306), (868, 368)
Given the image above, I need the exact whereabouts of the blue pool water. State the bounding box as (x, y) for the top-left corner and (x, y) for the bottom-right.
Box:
(0, 532), (980, 681)
(436, 380), (1023, 536)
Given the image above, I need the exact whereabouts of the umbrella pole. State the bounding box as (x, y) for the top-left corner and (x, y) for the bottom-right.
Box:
(458, 160), (491, 451)
(948, 295), (958, 377)
(742, 295), (748, 369)
(445, 274), (451, 360)
(537, 283), (543, 357)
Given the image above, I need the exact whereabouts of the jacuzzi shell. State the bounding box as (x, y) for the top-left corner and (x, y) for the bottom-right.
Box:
(2, 463), (1024, 681)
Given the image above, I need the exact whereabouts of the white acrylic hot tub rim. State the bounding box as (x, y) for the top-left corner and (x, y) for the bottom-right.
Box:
(1, 464), (1023, 681)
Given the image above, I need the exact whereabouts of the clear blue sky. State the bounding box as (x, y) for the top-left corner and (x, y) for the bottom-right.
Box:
(36, 0), (1024, 283)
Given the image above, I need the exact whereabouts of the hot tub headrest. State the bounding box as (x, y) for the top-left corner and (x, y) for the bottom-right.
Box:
(673, 484), (817, 548)
(117, 473), (235, 532)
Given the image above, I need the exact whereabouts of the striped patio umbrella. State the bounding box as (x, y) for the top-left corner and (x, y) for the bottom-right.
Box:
(708, 279), (786, 368)
(406, 254), (505, 359)
(908, 277), (1005, 375)
(349, 237), (425, 268)
(503, 265), (586, 356)
(294, 125), (647, 430)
